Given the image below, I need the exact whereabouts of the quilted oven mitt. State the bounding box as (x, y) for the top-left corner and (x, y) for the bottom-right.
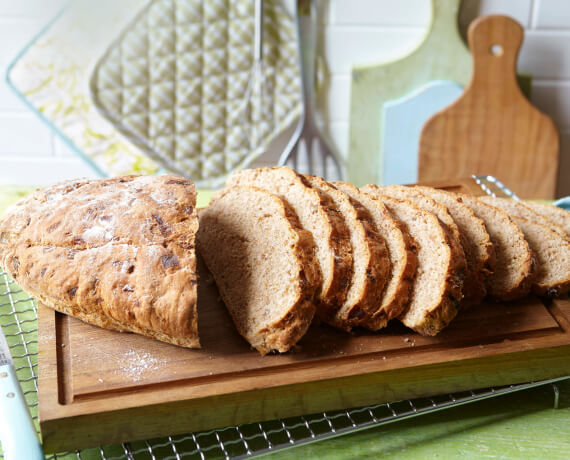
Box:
(90, 0), (302, 188)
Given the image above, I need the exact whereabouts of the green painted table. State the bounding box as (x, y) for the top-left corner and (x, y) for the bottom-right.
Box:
(268, 381), (570, 459)
(1, 186), (569, 459)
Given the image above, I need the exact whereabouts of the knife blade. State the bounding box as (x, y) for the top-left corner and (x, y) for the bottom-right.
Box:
(0, 326), (44, 459)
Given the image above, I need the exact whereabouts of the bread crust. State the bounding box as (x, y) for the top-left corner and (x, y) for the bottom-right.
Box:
(0, 175), (200, 348)
(197, 186), (321, 354)
(228, 167), (352, 317)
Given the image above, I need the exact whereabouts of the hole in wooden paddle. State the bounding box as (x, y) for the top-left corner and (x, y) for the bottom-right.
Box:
(490, 44), (503, 56)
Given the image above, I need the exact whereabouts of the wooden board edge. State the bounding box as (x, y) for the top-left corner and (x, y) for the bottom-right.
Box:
(415, 176), (487, 195)
(40, 344), (570, 453)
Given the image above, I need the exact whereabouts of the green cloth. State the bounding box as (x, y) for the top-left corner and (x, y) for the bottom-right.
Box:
(1, 186), (568, 459)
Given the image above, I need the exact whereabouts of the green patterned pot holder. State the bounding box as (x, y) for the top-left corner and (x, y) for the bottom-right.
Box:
(90, 0), (302, 188)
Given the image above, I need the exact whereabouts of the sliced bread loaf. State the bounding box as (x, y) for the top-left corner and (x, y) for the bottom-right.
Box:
(333, 181), (418, 330)
(520, 200), (570, 237)
(360, 193), (463, 336)
(227, 167), (352, 317)
(197, 186), (321, 354)
(457, 195), (535, 301)
(509, 217), (570, 297)
(303, 176), (390, 330)
(479, 196), (567, 238)
(414, 186), (495, 304)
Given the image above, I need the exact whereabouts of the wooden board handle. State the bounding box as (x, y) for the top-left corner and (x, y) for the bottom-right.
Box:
(467, 15), (523, 95)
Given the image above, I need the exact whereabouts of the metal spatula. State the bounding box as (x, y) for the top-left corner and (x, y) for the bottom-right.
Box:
(0, 326), (44, 460)
(278, 0), (344, 180)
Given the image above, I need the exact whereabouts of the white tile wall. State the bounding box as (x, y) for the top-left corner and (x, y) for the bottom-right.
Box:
(331, 0), (431, 26)
(533, 0), (570, 29)
(0, 0), (568, 196)
(519, 31), (570, 79)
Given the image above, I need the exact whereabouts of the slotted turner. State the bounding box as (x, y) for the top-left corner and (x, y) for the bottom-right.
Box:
(278, 0), (343, 180)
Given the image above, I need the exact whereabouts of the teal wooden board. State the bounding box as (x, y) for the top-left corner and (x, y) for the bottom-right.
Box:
(382, 80), (463, 185)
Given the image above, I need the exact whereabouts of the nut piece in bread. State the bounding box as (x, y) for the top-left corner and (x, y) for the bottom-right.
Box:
(0, 175), (200, 348)
(197, 186), (321, 354)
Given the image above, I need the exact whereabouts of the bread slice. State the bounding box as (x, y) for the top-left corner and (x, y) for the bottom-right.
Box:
(228, 167), (352, 317)
(510, 217), (570, 297)
(520, 200), (570, 237)
(197, 186), (321, 354)
(363, 185), (466, 299)
(414, 186), (495, 304)
(303, 176), (390, 330)
(457, 195), (535, 301)
(361, 193), (463, 336)
(333, 182), (417, 330)
(0, 175), (200, 348)
(479, 196), (567, 238)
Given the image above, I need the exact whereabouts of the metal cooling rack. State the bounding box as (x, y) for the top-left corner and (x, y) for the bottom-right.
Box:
(1, 175), (568, 459)
(472, 174), (520, 200)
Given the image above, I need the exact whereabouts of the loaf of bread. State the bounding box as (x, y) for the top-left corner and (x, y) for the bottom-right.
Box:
(0, 175), (200, 348)
(197, 186), (321, 354)
(6, 167), (568, 354)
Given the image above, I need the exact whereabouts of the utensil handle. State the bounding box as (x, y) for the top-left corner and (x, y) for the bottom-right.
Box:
(0, 364), (44, 460)
(296, 0), (317, 121)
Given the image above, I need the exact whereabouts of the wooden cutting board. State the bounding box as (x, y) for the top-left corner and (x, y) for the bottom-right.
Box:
(418, 16), (560, 199)
(37, 178), (570, 453)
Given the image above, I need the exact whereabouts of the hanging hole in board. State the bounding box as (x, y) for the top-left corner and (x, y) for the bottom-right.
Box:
(490, 44), (503, 56)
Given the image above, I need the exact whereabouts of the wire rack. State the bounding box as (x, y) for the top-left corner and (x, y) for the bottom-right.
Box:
(1, 175), (568, 459)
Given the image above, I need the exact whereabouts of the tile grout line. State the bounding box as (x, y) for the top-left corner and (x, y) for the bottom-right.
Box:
(530, 0), (540, 29)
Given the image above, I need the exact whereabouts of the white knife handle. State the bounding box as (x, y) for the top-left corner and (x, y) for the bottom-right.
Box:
(0, 364), (44, 460)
